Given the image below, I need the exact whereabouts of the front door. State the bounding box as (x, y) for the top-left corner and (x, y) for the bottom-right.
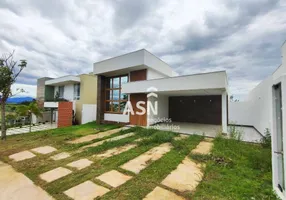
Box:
(129, 94), (147, 126)
(274, 83), (285, 193)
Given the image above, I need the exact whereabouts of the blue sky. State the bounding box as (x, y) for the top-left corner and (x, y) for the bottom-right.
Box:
(1, 0), (286, 99)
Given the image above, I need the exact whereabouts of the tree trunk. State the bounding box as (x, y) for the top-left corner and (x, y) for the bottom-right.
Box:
(29, 114), (32, 133)
(1, 102), (6, 140)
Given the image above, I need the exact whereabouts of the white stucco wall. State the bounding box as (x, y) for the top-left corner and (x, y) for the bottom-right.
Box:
(104, 113), (129, 123)
(147, 95), (169, 126)
(123, 71), (227, 94)
(147, 68), (168, 80)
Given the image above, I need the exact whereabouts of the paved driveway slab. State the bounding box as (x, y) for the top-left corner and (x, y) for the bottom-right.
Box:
(95, 144), (137, 159)
(50, 152), (71, 160)
(120, 143), (172, 174)
(96, 170), (132, 187)
(191, 140), (213, 155)
(67, 128), (125, 144)
(0, 161), (54, 200)
(82, 132), (135, 149)
(40, 167), (72, 183)
(143, 187), (185, 200)
(67, 159), (93, 170)
(161, 157), (203, 192)
(31, 146), (57, 154)
(64, 180), (110, 200)
(9, 150), (36, 162)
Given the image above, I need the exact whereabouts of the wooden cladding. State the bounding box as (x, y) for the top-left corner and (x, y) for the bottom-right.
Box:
(130, 69), (147, 82)
(169, 95), (222, 125)
(129, 93), (147, 126)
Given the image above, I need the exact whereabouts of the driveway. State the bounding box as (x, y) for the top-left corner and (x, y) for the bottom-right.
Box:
(3, 124), (57, 136)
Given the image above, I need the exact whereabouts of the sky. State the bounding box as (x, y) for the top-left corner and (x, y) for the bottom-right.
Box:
(1, 0), (285, 100)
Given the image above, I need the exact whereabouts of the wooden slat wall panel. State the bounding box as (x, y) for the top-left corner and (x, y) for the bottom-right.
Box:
(169, 95), (222, 125)
(130, 69), (147, 82)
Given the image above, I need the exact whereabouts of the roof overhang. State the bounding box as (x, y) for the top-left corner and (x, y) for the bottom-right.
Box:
(93, 49), (174, 77)
(122, 71), (228, 95)
(45, 75), (80, 86)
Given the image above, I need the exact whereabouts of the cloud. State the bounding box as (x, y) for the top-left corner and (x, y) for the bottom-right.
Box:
(0, 0), (285, 99)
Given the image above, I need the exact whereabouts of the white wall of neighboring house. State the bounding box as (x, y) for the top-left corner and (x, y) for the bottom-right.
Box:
(54, 84), (74, 101)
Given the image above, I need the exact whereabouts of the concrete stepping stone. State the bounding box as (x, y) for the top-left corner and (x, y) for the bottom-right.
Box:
(50, 152), (71, 160)
(161, 157), (203, 192)
(64, 180), (110, 200)
(82, 132), (135, 149)
(0, 161), (54, 200)
(94, 144), (137, 159)
(96, 170), (132, 187)
(67, 159), (93, 170)
(120, 143), (172, 174)
(40, 167), (72, 183)
(174, 134), (189, 141)
(144, 186), (185, 200)
(67, 127), (125, 144)
(31, 146), (57, 154)
(191, 140), (213, 155)
(9, 150), (36, 162)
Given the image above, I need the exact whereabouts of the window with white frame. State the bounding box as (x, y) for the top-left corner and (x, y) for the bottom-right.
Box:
(74, 83), (80, 100)
(58, 86), (64, 98)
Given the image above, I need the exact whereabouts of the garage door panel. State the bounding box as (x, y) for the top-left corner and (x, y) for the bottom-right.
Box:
(169, 95), (222, 125)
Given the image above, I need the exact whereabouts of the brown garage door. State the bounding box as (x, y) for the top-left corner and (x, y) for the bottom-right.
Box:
(169, 95), (222, 125)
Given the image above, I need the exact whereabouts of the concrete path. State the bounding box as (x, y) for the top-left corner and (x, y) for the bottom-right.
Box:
(0, 161), (54, 200)
(67, 128), (125, 144)
(120, 143), (172, 174)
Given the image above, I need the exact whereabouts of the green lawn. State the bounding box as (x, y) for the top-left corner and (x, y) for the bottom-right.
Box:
(0, 122), (278, 200)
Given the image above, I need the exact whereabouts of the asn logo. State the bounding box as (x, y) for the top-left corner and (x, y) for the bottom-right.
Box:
(123, 87), (158, 116)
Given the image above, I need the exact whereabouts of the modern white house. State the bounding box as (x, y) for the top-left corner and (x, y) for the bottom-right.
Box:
(229, 41), (286, 199)
(93, 49), (229, 135)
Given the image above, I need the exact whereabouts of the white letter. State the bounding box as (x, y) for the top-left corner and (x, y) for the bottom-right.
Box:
(136, 101), (146, 115)
(123, 101), (134, 115)
(147, 100), (158, 115)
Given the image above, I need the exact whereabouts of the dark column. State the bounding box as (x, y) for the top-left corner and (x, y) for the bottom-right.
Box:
(97, 75), (105, 124)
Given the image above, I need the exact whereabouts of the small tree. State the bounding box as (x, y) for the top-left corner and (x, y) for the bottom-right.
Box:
(16, 102), (42, 133)
(0, 51), (27, 140)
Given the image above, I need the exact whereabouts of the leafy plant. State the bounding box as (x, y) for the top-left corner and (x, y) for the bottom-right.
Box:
(261, 128), (271, 148)
(228, 125), (243, 141)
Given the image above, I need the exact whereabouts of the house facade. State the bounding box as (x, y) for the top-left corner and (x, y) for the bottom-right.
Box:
(37, 49), (229, 133)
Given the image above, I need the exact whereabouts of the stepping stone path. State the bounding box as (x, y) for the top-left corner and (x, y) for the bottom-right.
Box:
(50, 152), (71, 160)
(96, 170), (132, 187)
(120, 143), (172, 174)
(40, 167), (72, 183)
(9, 150), (36, 162)
(0, 161), (54, 200)
(67, 127), (125, 144)
(191, 138), (214, 155)
(94, 144), (137, 159)
(144, 186), (185, 200)
(64, 180), (110, 200)
(67, 159), (93, 170)
(161, 157), (203, 192)
(81, 132), (135, 149)
(31, 146), (57, 154)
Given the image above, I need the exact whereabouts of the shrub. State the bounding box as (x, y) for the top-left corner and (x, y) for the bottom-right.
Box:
(261, 128), (271, 148)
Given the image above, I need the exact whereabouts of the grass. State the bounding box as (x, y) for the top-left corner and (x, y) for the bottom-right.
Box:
(0, 122), (278, 200)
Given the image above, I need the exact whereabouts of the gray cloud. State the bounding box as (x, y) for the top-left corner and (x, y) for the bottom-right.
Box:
(0, 0), (285, 99)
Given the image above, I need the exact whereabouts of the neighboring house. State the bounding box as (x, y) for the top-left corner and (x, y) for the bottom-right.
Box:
(229, 41), (286, 199)
(37, 74), (97, 125)
(94, 49), (229, 133)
